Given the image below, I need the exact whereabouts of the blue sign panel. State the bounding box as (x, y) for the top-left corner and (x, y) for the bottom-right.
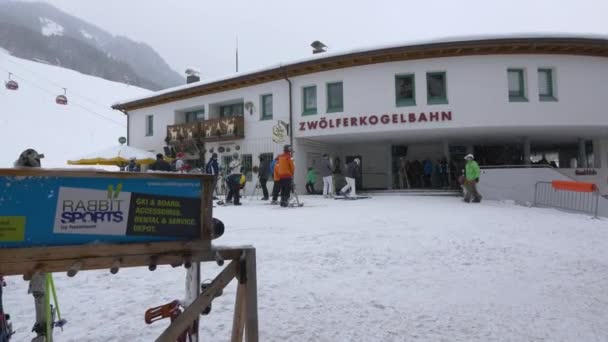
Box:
(0, 176), (202, 248)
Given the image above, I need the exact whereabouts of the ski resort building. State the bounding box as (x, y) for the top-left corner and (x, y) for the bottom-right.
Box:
(113, 34), (608, 196)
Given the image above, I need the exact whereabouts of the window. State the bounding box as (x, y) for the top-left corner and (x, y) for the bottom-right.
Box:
(145, 115), (153, 136)
(426, 72), (447, 104)
(538, 68), (556, 101)
(327, 82), (343, 113)
(241, 154), (253, 181)
(508, 68), (527, 102)
(220, 103), (244, 117)
(261, 94), (273, 120)
(302, 86), (317, 115)
(395, 74), (415, 106)
(185, 109), (205, 123)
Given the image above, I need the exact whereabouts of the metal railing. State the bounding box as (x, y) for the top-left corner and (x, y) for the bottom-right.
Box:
(533, 181), (599, 218)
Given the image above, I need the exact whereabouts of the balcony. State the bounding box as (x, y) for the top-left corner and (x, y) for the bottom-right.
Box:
(166, 116), (245, 145)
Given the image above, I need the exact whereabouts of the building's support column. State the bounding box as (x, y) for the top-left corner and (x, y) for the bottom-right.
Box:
(387, 144), (393, 190)
(578, 138), (587, 168)
(442, 140), (451, 188)
(593, 139), (603, 168)
(523, 137), (531, 165)
(466, 145), (474, 156)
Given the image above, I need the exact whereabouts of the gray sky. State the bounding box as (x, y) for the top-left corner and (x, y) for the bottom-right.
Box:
(35, 0), (608, 80)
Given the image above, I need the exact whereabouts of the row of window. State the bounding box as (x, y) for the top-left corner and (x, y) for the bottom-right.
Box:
(508, 68), (556, 102)
(302, 73), (448, 116)
(143, 67), (558, 137)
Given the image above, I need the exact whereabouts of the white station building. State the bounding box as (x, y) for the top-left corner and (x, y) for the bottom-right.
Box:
(113, 34), (608, 196)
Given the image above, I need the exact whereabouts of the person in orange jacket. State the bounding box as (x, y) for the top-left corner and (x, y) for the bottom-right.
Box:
(277, 144), (295, 207)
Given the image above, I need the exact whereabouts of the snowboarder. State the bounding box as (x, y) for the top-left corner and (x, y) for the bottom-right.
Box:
(277, 145), (295, 207)
(125, 157), (140, 172)
(340, 158), (360, 197)
(257, 154), (270, 200)
(320, 154), (334, 198)
(270, 156), (280, 204)
(148, 153), (172, 172)
(225, 153), (242, 205)
(205, 153), (220, 199)
(463, 154), (482, 203)
(305, 166), (317, 194)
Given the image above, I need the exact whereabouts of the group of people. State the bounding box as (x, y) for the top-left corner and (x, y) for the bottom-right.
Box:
(319, 154), (361, 197)
(125, 153), (191, 173)
(396, 158), (453, 189)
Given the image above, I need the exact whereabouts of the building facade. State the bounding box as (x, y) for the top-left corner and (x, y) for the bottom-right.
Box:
(113, 35), (608, 193)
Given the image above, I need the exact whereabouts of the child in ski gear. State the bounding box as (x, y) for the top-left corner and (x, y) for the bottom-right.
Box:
(149, 153), (172, 171)
(306, 167), (317, 194)
(320, 154), (334, 197)
(225, 153), (242, 205)
(340, 158), (360, 197)
(277, 145), (295, 207)
(126, 157), (140, 172)
(463, 154), (482, 203)
(257, 154), (270, 200)
(271, 156), (280, 204)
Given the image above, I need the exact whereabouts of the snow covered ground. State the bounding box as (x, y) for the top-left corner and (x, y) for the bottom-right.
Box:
(4, 195), (608, 341)
(0, 48), (149, 168)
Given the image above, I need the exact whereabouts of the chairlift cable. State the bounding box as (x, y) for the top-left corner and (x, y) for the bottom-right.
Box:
(0, 66), (126, 128)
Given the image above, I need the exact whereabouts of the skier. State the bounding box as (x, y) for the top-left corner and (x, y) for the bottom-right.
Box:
(148, 153), (172, 172)
(463, 154), (482, 203)
(0, 276), (13, 341)
(270, 156), (280, 205)
(205, 153), (220, 198)
(340, 158), (360, 197)
(225, 153), (242, 205)
(277, 145), (295, 207)
(320, 154), (334, 198)
(305, 167), (317, 194)
(125, 157), (140, 172)
(257, 155), (270, 200)
(174, 153), (187, 172)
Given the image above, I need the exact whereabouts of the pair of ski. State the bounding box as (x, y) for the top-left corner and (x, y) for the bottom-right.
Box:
(333, 195), (371, 200)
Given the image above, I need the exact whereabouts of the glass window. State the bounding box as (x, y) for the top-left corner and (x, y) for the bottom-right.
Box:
(508, 68), (527, 101)
(395, 74), (415, 106)
(185, 109), (204, 123)
(327, 82), (343, 113)
(145, 115), (153, 136)
(426, 72), (447, 104)
(538, 68), (556, 101)
(220, 103), (244, 118)
(261, 94), (273, 120)
(302, 86), (317, 115)
(241, 154), (253, 181)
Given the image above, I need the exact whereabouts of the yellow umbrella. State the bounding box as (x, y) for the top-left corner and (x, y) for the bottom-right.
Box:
(67, 144), (157, 166)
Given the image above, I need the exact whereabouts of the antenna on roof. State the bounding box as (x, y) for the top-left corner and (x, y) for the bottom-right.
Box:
(236, 36), (239, 73)
(311, 40), (327, 54)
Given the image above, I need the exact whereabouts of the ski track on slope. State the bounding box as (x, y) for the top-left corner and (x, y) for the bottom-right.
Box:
(4, 196), (608, 341)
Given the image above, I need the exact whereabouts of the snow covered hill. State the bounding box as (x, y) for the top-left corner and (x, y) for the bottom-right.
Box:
(0, 48), (150, 168)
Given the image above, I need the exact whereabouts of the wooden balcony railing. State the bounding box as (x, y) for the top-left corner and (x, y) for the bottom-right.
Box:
(166, 116), (245, 145)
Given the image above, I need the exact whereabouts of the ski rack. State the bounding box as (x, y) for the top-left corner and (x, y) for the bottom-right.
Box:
(0, 169), (258, 342)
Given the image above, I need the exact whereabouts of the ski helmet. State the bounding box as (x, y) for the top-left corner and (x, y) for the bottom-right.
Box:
(212, 152), (218, 159)
(283, 144), (292, 152)
(233, 152), (239, 159)
(15, 149), (44, 168)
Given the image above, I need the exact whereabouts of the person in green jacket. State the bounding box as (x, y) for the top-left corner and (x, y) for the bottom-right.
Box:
(463, 154), (482, 203)
(305, 166), (317, 194)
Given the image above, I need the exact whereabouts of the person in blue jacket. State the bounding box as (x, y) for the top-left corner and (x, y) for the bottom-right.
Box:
(205, 153), (219, 198)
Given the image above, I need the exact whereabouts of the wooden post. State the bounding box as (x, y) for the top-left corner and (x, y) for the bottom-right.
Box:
(230, 284), (247, 342)
(156, 260), (238, 342)
(185, 262), (201, 342)
(245, 249), (259, 342)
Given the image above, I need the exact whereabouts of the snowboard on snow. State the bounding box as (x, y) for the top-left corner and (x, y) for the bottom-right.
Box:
(334, 195), (371, 200)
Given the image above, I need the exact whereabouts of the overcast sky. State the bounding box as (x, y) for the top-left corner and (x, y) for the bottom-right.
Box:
(34, 0), (608, 80)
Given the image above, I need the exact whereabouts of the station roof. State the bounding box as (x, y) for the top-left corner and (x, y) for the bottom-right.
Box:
(112, 33), (608, 111)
